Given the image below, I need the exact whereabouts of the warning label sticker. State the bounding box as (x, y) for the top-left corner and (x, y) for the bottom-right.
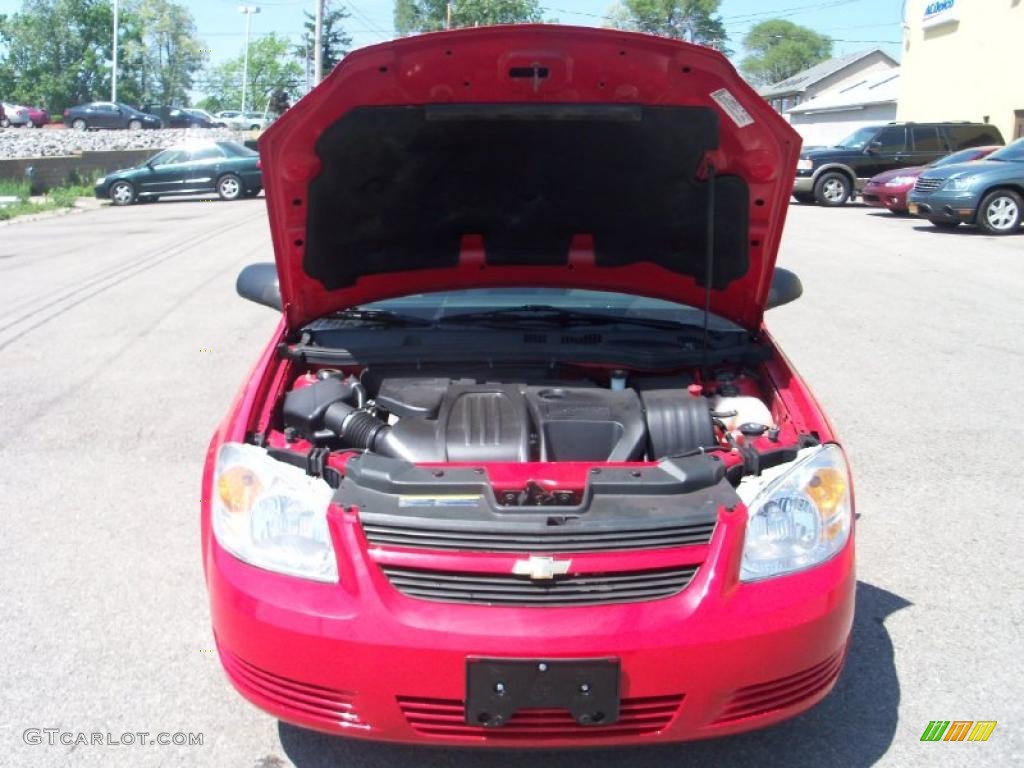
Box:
(710, 88), (754, 128)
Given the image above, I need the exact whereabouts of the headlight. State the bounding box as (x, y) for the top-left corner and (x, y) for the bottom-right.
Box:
(739, 444), (852, 581)
(796, 158), (814, 171)
(95, 176), (105, 185)
(942, 175), (978, 192)
(884, 176), (916, 187)
(212, 442), (338, 582)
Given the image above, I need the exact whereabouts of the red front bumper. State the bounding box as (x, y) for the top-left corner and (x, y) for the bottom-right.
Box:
(862, 182), (910, 211)
(206, 498), (855, 746)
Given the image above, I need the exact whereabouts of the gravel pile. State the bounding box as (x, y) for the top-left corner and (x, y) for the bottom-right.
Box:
(0, 127), (252, 160)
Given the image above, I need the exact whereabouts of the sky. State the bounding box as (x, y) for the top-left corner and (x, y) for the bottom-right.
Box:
(0, 0), (906, 75)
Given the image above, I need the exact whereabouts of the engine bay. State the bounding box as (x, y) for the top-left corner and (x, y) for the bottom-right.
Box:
(275, 364), (792, 476)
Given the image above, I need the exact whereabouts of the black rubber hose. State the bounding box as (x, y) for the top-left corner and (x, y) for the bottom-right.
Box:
(322, 401), (397, 456)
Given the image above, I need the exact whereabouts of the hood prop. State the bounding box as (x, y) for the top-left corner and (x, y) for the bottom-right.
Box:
(700, 164), (716, 373)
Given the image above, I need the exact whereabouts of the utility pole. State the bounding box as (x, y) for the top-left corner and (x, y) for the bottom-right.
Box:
(238, 5), (261, 112)
(313, 0), (324, 85)
(111, 0), (119, 102)
(446, 2), (452, 30)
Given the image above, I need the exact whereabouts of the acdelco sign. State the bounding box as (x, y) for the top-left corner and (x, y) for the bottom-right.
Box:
(922, 0), (959, 29)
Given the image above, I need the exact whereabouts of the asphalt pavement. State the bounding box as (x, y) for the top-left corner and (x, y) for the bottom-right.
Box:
(0, 198), (1021, 767)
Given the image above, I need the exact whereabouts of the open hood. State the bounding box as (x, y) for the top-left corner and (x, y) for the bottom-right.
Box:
(259, 25), (800, 332)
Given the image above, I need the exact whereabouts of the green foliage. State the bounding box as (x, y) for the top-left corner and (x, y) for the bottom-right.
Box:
(294, 1), (352, 75)
(0, 0), (115, 112)
(198, 34), (303, 114)
(606, 0), (727, 50)
(0, 177), (92, 220)
(0, 0), (206, 112)
(0, 178), (31, 200)
(394, 0), (543, 36)
(740, 19), (832, 86)
(123, 0), (208, 106)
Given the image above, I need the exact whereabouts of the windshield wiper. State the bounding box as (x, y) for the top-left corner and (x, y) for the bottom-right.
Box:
(435, 304), (702, 332)
(322, 308), (434, 327)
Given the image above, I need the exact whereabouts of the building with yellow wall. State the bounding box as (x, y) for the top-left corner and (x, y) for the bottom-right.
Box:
(898, 0), (1023, 142)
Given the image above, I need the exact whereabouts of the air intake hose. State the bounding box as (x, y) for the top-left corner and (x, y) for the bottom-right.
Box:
(322, 401), (399, 457)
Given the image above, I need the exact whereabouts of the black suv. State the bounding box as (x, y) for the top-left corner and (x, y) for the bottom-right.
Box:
(793, 122), (1004, 206)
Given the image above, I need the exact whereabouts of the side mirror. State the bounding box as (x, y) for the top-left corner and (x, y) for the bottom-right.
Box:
(236, 263), (281, 311)
(866, 141), (882, 154)
(766, 267), (803, 310)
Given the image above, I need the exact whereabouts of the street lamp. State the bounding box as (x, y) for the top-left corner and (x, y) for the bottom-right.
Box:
(111, 0), (119, 102)
(238, 5), (261, 112)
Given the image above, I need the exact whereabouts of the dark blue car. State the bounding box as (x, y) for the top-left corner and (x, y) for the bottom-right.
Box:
(908, 138), (1024, 234)
(62, 102), (162, 131)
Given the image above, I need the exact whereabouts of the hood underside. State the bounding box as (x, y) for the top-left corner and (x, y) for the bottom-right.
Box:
(259, 25), (801, 332)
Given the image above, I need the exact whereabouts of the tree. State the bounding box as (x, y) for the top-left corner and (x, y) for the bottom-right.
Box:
(606, 0), (727, 50)
(129, 0), (207, 106)
(740, 20), (832, 86)
(394, 0), (543, 36)
(0, 0), (114, 111)
(198, 34), (303, 114)
(294, 2), (352, 81)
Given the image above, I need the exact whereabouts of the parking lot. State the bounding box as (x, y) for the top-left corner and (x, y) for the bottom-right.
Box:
(0, 198), (1021, 768)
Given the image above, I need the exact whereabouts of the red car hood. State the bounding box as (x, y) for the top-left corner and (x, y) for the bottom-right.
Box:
(867, 166), (924, 185)
(259, 25), (800, 333)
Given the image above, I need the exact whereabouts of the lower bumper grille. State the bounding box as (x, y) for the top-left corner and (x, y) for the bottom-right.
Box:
(380, 565), (698, 606)
(713, 649), (845, 724)
(219, 646), (364, 729)
(398, 694), (683, 739)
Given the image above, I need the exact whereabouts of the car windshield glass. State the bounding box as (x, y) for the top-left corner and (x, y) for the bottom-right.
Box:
(930, 148), (986, 167)
(986, 139), (1024, 162)
(218, 141), (258, 157)
(148, 148), (186, 165)
(355, 288), (743, 331)
(834, 126), (878, 149)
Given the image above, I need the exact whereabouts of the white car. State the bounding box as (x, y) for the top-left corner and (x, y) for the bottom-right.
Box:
(215, 110), (268, 131)
(1, 103), (31, 128)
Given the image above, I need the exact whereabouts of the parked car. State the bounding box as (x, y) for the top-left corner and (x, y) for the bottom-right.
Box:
(793, 122), (1004, 206)
(0, 103), (4, 126)
(141, 104), (215, 128)
(187, 108), (226, 128)
(907, 137), (1024, 234)
(862, 145), (1000, 213)
(205, 26), (855, 746)
(1, 102), (29, 127)
(63, 102), (162, 131)
(219, 110), (269, 131)
(25, 106), (49, 127)
(94, 140), (261, 205)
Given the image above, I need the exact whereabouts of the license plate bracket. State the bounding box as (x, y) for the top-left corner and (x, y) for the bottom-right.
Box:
(466, 657), (620, 727)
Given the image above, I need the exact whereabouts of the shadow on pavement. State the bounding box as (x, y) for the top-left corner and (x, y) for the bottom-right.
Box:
(278, 582), (909, 768)
(912, 224), (1020, 236)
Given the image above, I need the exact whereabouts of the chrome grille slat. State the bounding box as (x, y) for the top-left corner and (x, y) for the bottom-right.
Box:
(380, 565), (698, 606)
(913, 177), (944, 193)
(362, 522), (716, 553)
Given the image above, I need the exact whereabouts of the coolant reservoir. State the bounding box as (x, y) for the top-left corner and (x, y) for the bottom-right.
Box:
(710, 395), (774, 432)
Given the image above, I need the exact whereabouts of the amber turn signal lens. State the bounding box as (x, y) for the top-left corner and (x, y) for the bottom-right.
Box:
(805, 467), (847, 537)
(217, 465), (263, 514)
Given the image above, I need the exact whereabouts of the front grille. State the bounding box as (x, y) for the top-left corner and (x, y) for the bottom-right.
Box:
(914, 177), (944, 193)
(398, 694), (683, 740)
(219, 646), (364, 729)
(380, 565), (698, 606)
(362, 520), (716, 553)
(712, 649), (845, 724)
(862, 194), (879, 202)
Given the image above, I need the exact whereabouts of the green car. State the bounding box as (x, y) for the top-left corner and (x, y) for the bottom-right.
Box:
(94, 140), (262, 206)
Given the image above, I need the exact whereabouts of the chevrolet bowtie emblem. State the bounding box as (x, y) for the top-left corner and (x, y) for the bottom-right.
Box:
(512, 556), (571, 580)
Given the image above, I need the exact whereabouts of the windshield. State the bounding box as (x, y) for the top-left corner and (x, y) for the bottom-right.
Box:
(218, 141), (258, 157)
(834, 126), (879, 150)
(930, 147), (990, 167)
(986, 139), (1024, 162)
(356, 288), (743, 331)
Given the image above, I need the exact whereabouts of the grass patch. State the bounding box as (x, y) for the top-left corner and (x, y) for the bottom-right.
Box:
(0, 178), (95, 221)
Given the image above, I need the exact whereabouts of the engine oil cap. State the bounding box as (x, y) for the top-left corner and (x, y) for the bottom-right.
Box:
(687, 384), (703, 397)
